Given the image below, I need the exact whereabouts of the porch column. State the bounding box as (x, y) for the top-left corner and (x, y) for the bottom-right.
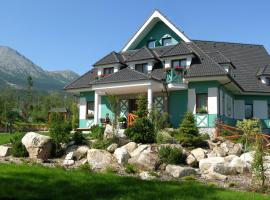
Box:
(147, 86), (153, 112)
(94, 91), (100, 125)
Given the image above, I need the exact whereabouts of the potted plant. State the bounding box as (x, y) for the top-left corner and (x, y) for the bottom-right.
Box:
(174, 66), (185, 74)
(86, 113), (94, 120)
(118, 117), (127, 129)
(197, 107), (208, 114)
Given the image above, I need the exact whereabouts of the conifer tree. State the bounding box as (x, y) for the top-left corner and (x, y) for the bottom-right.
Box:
(178, 112), (199, 136)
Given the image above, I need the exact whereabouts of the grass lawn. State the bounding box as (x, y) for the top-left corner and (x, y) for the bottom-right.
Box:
(0, 164), (268, 200)
(0, 132), (23, 145)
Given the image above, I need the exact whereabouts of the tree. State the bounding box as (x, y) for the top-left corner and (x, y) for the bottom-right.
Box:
(236, 119), (261, 152)
(179, 112), (199, 137)
(106, 94), (119, 128)
(134, 94), (148, 117)
(252, 136), (267, 191)
(71, 102), (79, 130)
(149, 106), (169, 132)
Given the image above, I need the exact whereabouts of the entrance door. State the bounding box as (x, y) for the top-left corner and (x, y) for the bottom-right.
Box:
(128, 99), (137, 113)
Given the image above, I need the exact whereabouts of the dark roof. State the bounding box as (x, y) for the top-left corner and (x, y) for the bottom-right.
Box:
(126, 47), (157, 62)
(205, 51), (231, 64)
(91, 67), (149, 84)
(160, 43), (193, 58)
(93, 51), (124, 66)
(257, 65), (270, 76)
(49, 107), (69, 113)
(64, 68), (97, 90)
(194, 40), (270, 93)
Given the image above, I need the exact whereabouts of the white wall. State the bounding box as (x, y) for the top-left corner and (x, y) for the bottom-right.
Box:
(208, 88), (218, 114)
(234, 100), (245, 119)
(219, 89), (223, 115)
(254, 100), (268, 119)
(79, 97), (86, 120)
(188, 89), (196, 114)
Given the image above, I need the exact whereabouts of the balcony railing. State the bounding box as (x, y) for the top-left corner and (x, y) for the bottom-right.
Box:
(165, 68), (183, 84)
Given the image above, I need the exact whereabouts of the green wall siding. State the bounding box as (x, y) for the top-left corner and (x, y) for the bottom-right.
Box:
(80, 91), (95, 101)
(189, 81), (220, 93)
(169, 90), (188, 128)
(134, 21), (182, 49)
(101, 96), (113, 120)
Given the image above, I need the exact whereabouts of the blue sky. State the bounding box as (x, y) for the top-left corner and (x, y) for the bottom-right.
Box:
(0, 0), (269, 75)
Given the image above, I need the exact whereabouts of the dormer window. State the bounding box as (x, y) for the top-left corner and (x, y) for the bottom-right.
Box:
(147, 40), (156, 48)
(162, 37), (172, 46)
(172, 59), (187, 68)
(103, 67), (114, 75)
(135, 63), (148, 74)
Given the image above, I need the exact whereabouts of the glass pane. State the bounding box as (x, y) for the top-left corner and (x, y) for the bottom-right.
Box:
(245, 104), (253, 119)
(135, 63), (148, 74)
(87, 101), (94, 114)
(162, 37), (172, 46)
(196, 94), (208, 113)
(104, 67), (114, 75)
(147, 40), (155, 48)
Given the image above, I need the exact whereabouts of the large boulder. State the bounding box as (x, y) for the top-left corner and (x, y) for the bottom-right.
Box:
(114, 147), (130, 164)
(220, 140), (234, 154)
(0, 145), (11, 157)
(240, 151), (255, 170)
(190, 148), (207, 162)
(107, 143), (118, 153)
(121, 142), (137, 154)
(228, 143), (243, 156)
(73, 146), (89, 160)
(212, 146), (227, 157)
(22, 132), (52, 160)
(202, 171), (228, 181)
(63, 159), (75, 166)
(186, 154), (197, 167)
(103, 124), (114, 139)
(199, 157), (225, 173)
(229, 156), (246, 173)
(130, 144), (149, 157)
(128, 152), (159, 171)
(87, 149), (116, 170)
(165, 165), (196, 178)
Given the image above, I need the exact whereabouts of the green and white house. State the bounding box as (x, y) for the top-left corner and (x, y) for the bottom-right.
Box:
(65, 10), (270, 135)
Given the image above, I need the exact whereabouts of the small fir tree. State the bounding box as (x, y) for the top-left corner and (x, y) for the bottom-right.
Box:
(134, 94), (148, 117)
(179, 112), (199, 136)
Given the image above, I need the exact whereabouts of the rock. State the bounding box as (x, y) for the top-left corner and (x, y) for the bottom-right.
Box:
(199, 157), (225, 173)
(87, 149), (115, 170)
(104, 124), (114, 139)
(73, 146), (89, 160)
(107, 143), (118, 153)
(65, 152), (74, 160)
(228, 143), (243, 156)
(22, 132), (52, 160)
(63, 159), (75, 166)
(139, 171), (156, 180)
(130, 144), (149, 157)
(114, 148), (130, 164)
(121, 142), (137, 154)
(115, 129), (126, 138)
(0, 145), (11, 157)
(220, 140), (234, 154)
(190, 148), (206, 161)
(128, 152), (159, 171)
(165, 165), (196, 178)
(212, 163), (236, 175)
(203, 171), (228, 181)
(212, 146), (227, 157)
(207, 140), (219, 150)
(186, 154), (197, 167)
(224, 155), (238, 163)
(229, 156), (246, 173)
(240, 151), (255, 169)
(65, 145), (78, 154)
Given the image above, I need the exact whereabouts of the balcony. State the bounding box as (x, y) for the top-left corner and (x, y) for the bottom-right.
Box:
(165, 68), (186, 90)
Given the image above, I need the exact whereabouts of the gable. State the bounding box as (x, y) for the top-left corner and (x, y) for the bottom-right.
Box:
(134, 21), (182, 49)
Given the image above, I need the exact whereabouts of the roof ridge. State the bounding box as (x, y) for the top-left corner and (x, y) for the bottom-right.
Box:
(64, 69), (95, 89)
(193, 39), (263, 47)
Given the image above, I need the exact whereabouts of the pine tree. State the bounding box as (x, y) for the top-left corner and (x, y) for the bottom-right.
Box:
(134, 94), (148, 117)
(179, 112), (199, 136)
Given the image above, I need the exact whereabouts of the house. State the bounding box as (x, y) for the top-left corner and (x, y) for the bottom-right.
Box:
(65, 10), (270, 135)
(48, 107), (70, 122)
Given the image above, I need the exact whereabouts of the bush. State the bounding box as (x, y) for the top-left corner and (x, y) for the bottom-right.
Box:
(124, 163), (138, 174)
(134, 94), (148, 117)
(78, 163), (92, 172)
(174, 112), (207, 148)
(91, 139), (112, 150)
(125, 117), (155, 143)
(10, 134), (28, 157)
(156, 131), (174, 144)
(49, 113), (72, 157)
(90, 125), (105, 140)
(158, 146), (186, 164)
(71, 131), (88, 145)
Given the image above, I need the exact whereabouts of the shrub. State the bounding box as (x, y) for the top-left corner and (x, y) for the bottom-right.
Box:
(91, 139), (112, 150)
(78, 163), (92, 172)
(49, 113), (72, 157)
(71, 131), (88, 145)
(125, 117), (155, 144)
(124, 163), (138, 174)
(178, 112), (199, 137)
(90, 125), (105, 140)
(149, 107), (169, 132)
(105, 166), (117, 174)
(158, 146), (186, 165)
(156, 131), (174, 144)
(10, 134), (28, 157)
(174, 133), (208, 148)
(134, 94), (148, 117)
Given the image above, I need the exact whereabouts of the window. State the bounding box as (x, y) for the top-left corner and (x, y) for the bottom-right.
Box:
(266, 78), (270, 86)
(147, 40), (156, 48)
(245, 104), (253, 119)
(196, 93), (208, 113)
(86, 101), (94, 118)
(103, 67), (114, 75)
(135, 63), (148, 74)
(268, 104), (270, 118)
(162, 37), (172, 46)
(171, 59), (187, 68)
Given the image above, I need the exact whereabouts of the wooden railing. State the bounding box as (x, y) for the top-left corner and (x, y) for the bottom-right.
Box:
(216, 122), (270, 147)
(128, 113), (138, 127)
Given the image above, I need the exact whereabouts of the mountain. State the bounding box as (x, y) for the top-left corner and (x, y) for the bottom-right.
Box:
(0, 46), (79, 91)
